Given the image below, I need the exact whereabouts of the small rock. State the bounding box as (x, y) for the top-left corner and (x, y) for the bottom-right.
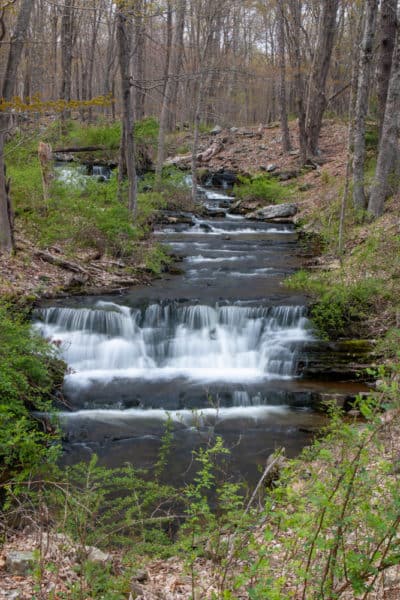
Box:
(131, 582), (144, 598)
(6, 551), (35, 575)
(86, 546), (111, 564)
(210, 125), (223, 135)
(4, 591), (22, 600)
(289, 150), (299, 156)
(248, 203), (298, 221)
(299, 183), (313, 192)
(267, 163), (278, 173)
(230, 127), (239, 133)
(132, 568), (149, 583)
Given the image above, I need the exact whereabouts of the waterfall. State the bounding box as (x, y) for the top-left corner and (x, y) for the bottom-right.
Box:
(34, 300), (311, 380)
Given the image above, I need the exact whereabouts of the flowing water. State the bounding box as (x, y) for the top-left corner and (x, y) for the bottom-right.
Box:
(34, 184), (364, 482)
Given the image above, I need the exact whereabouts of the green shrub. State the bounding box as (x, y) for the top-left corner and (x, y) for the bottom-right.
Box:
(287, 271), (383, 339)
(234, 174), (288, 204)
(0, 304), (64, 479)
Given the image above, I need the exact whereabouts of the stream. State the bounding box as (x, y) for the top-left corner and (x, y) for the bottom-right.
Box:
(34, 182), (367, 484)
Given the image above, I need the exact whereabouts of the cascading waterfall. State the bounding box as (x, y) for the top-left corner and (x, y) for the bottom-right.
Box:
(34, 301), (310, 381)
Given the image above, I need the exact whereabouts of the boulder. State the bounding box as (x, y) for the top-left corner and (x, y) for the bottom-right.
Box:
(247, 203), (298, 221)
(210, 125), (223, 135)
(6, 551), (35, 575)
(86, 546), (111, 564)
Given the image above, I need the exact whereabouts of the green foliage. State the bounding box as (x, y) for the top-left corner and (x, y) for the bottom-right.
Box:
(234, 174), (288, 204)
(287, 270), (383, 339)
(61, 120), (121, 151)
(365, 124), (379, 151)
(178, 437), (252, 597)
(0, 304), (63, 479)
(247, 395), (400, 599)
(134, 116), (159, 147)
(46, 455), (177, 554)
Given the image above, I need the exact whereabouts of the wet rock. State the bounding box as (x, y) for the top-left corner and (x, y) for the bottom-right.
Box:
(157, 211), (194, 225)
(299, 340), (375, 381)
(247, 203), (298, 221)
(199, 223), (212, 232)
(6, 551), (35, 575)
(210, 170), (238, 188)
(201, 207), (227, 218)
(210, 125), (223, 135)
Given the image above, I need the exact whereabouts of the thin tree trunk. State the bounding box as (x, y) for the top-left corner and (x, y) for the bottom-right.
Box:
(338, 10), (363, 257)
(133, 0), (146, 121)
(117, 7), (137, 217)
(288, 0), (307, 163)
(60, 0), (75, 125)
(277, 0), (291, 152)
(305, 0), (340, 155)
(368, 30), (400, 217)
(167, 0), (186, 131)
(0, 0), (34, 253)
(155, 0), (186, 185)
(377, 0), (398, 140)
(352, 0), (378, 211)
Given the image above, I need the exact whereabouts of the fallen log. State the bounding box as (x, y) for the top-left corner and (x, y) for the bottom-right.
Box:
(35, 250), (89, 274)
(53, 145), (107, 153)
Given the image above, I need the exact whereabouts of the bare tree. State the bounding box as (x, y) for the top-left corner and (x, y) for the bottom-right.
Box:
(376, 0), (398, 139)
(368, 28), (400, 217)
(352, 0), (379, 211)
(60, 0), (76, 124)
(305, 0), (340, 155)
(116, 3), (137, 217)
(0, 0), (34, 253)
(155, 0), (186, 185)
(277, 0), (291, 152)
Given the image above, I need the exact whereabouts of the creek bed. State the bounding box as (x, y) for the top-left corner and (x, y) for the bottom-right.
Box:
(34, 185), (369, 484)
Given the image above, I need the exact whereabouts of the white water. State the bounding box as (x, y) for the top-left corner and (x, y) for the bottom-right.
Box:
(34, 301), (311, 388)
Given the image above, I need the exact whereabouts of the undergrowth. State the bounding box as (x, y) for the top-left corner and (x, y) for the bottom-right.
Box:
(234, 174), (289, 204)
(0, 303), (64, 481)
(2, 382), (400, 599)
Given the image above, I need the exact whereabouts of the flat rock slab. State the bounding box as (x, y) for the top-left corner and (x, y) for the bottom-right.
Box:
(247, 203), (298, 221)
(6, 551), (35, 575)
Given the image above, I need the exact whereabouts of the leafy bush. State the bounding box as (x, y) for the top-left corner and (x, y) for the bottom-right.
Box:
(0, 304), (64, 479)
(287, 270), (383, 339)
(234, 174), (288, 204)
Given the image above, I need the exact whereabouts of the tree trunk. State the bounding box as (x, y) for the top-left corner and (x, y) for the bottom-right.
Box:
(133, 0), (146, 121)
(155, 0), (186, 184)
(167, 0), (186, 131)
(377, 0), (398, 140)
(277, 0), (291, 152)
(288, 0), (307, 163)
(117, 7), (137, 217)
(60, 0), (75, 124)
(305, 0), (340, 155)
(0, 0), (34, 253)
(352, 0), (378, 211)
(368, 30), (400, 217)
